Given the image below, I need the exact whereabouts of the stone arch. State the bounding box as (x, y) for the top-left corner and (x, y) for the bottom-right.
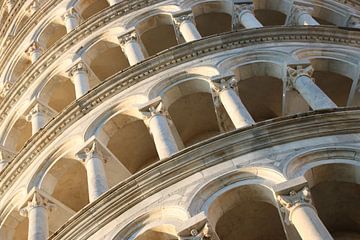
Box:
(74, 0), (110, 20)
(37, 73), (76, 113)
(157, 76), (221, 146)
(295, 49), (359, 107)
(3, 113), (32, 152)
(252, 0), (290, 26)
(233, 61), (285, 121)
(188, 167), (286, 240)
(36, 17), (67, 50)
(81, 35), (130, 82)
(113, 207), (188, 240)
(310, 0), (350, 26)
(8, 53), (32, 83)
(192, 1), (233, 36)
(285, 148), (360, 239)
(136, 14), (178, 57)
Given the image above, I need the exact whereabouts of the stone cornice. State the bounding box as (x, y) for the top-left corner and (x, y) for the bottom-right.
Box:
(0, 27), (360, 204)
(0, 0), (165, 66)
(48, 107), (360, 239)
(1, 26), (360, 128)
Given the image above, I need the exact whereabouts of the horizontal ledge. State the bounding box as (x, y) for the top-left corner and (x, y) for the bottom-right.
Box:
(49, 107), (360, 239)
(1, 26), (360, 201)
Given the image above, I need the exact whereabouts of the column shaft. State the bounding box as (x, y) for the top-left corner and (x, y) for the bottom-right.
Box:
(179, 20), (201, 42)
(239, 11), (263, 28)
(291, 204), (333, 240)
(122, 40), (145, 66)
(293, 75), (337, 110)
(72, 71), (90, 98)
(64, 16), (78, 32)
(28, 206), (49, 240)
(30, 50), (41, 63)
(148, 114), (179, 159)
(297, 12), (319, 26)
(85, 153), (108, 202)
(30, 112), (46, 134)
(219, 88), (254, 128)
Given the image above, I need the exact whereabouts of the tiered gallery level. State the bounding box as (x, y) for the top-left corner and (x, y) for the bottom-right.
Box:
(0, 0), (360, 239)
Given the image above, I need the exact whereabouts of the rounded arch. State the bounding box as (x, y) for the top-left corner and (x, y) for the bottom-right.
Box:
(113, 206), (189, 240)
(188, 167), (286, 215)
(188, 167), (286, 240)
(136, 13), (178, 57)
(252, 0), (290, 26)
(311, 1), (349, 26)
(36, 17), (67, 50)
(74, 0), (109, 20)
(156, 76), (220, 146)
(192, 1), (233, 37)
(81, 35), (130, 82)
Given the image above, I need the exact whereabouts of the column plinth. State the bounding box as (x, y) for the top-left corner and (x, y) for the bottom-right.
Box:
(118, 31), (145, 66)
(235, 4), (263, 29)
(69, 61), (90, 98)
(140, 99), (179, 159)
(174, 13), (201, 42)
(211, 76), (254, 129)
(77, 142), (109, 202)
(287, 65), (337, 110)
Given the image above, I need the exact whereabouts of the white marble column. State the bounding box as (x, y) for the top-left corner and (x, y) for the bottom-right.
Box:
(118, 31), (145, 66)
(211, 76), (255, 129)
(20, 192), (53, 240)
(174, 14), (202, 42)
(69, 61), (90, 98)
(288, 65), (337, 110)
(140, 99), (179, 159)
(26, 103), (55, 135)
(63, 8), (79, 33)
(26, 42), (42, 63)
(277, 185), (333, 240)
(288, 6), (319, 26)
(78, 142), (108, 202)
(235, 4), (263, 29)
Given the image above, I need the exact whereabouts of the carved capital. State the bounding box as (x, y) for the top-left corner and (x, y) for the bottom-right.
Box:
(63, 7), (79, 20)
(26, 41), (42, 55)
(287, 64), (314, 89)
(25, 102), (56, 122)
(234, 4), (255, 21)
(20, 192), (54, 217)
(28, 0), (40, 14)
(286, 5), (314, 25)
(139, 98), (168, 122)
(0, 82), (13, 98)
(6, 0), (15, 11)
(210, 75), (238, 93)
(69, 61), (88, 76)
(76, 141), (106, 164)
(178, 212), (220, 240)
(118, 31), (138, 48)
(173, 13), (194, 28)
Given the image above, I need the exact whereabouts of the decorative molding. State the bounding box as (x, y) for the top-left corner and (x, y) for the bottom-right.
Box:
(47, 108), (360, 239)
(1, 28), (360, 212)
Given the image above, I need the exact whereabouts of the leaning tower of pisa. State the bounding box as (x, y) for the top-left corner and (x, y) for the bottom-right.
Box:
(1, 0), (360, 239)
